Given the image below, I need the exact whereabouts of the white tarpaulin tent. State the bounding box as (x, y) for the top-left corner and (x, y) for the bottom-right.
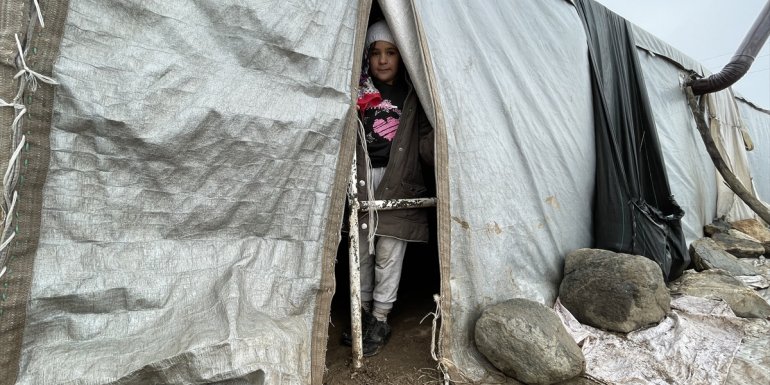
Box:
(1, 0), (769, 384)
(738, 98), (770, 201)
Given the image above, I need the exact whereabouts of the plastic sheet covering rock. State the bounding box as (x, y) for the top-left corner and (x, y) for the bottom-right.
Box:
(556, 296), (745, 385)
(16, 0), (359, 383)
(725, 317), (770, 385)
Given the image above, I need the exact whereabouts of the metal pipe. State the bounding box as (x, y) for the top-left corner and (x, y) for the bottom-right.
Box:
(689, 1), (770, 95)
(360, 197), (436, 211)
(346, 152), (364, 369)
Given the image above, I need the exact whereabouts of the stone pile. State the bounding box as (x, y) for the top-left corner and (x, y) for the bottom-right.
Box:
(473, 218), (770, 384)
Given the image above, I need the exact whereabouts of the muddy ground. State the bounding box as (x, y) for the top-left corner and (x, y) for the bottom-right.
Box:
(324, 240), (442, 385)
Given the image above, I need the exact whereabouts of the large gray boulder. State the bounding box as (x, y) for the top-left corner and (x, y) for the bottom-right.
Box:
(559, 249), (670, 333)
(712, 232), (765, 259)
(669, 269), (770, 319)
(731, 219), (770, 254)
(475, 298), (584, 385)
(690, 237), (762, 277)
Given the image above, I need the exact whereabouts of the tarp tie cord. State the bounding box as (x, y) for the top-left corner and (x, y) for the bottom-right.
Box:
(14, 34), (59, 92)
(419, 294), (451, 384)
(356, 115), (377, 252)
(0, 231), (16, 258)
(0, 99), (27, 136)
(418, 294), (482, 385)
(3, 138), (25, 205)
(420, 294), (442, 362)
(33, 0), (45, 28)
(1, 4), (57, 280)
(0, 101), (26, 280)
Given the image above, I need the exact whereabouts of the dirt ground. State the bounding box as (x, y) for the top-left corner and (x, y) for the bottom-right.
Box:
(324, 241), (442, 385)
(323, 294), (441, 385)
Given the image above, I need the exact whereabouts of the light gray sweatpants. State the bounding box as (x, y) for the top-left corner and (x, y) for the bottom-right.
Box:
(359, 167), (408, 311)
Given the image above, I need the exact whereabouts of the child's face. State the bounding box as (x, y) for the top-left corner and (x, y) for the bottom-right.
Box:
(369, 41), (400, 85)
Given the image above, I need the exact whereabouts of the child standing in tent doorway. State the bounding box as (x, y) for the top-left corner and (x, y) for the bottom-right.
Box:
(344, 19), (434, 356)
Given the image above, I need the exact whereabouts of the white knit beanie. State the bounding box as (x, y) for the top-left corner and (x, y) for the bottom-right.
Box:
(366, 20), (395, 48)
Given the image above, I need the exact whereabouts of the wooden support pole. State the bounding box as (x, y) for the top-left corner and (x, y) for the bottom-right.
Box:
(685, 86), (770, 224)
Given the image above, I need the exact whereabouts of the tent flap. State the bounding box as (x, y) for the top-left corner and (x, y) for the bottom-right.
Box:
(13, 1), (360, 384)
(576, 0), (689, 281)
(413, 0), (594, 381)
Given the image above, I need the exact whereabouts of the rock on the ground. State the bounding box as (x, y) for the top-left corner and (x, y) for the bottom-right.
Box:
(690, 237), (761, 276)
(704, 219), (731, 236)
(752, 259), (770, 302)
(731, 219), (770, 254)
(559, 249), (670, 333)
(712, 232), (765, 259)
(475, 298), (584, 385)
(728, 229), (763, 243)
(669, 269), (770, 319)
(555, 376), (603, 385)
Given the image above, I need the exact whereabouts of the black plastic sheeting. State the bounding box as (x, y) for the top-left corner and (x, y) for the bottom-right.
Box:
(576, 0), (689, 281)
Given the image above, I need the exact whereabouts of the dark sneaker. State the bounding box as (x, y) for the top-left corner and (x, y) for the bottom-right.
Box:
(341, 310), (376, 346)
(362, 319), (391, 357)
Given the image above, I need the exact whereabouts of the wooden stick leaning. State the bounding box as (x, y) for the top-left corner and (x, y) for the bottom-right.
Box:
(685, 86), (770, 224)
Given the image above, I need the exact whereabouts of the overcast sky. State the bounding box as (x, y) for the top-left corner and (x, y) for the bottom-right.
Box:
(595, 0), (770, 109)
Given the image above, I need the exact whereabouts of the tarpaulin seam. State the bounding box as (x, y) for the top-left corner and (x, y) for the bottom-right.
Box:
(0, 30), (57, 282)
(309, 1), (372, 384)
(0, 26), (40, 277)
(0, 0), (69, 383)
(403, 1), (458, 382)
(0, 0), (32, 382)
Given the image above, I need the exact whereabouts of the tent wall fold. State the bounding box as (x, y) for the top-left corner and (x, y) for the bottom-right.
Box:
(413, 0), (594, 381)
(575, 0), (688, 281)
(636, 50), (719, 244)
(630, 15), (768, 229)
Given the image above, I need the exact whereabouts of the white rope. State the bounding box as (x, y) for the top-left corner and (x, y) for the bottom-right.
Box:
(420, 294), (454, 384)
(1, 2), (57, 278)
(3, 136), (26, 207)
(419, 294), (487, 385)
(0, 107), (25, 276)
(0, 189), (18, 276)
(3, 134), (26, 186)
(3, 192), (18, 236)
(421, 294), (443, 362)
(0, 232), (16, 255)
(14, 34), (58, 92)
(0, 98), (24, 109)
(0, 98), (26, 136)
(32, 0), (45, 28)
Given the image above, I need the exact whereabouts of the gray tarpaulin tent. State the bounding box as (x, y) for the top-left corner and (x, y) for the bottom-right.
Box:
(1, 0), (768, 384)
